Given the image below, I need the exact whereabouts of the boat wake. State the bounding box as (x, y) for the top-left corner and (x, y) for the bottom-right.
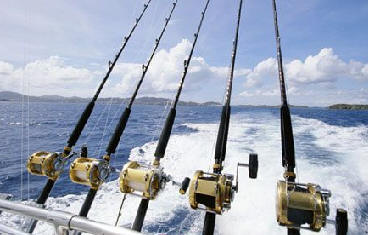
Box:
(1, 112), (367, 234)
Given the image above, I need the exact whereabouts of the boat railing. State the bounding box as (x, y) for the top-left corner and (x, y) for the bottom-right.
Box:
(0, 198), (139, 235)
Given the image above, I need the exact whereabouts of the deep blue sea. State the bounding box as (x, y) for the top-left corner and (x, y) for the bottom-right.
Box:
(0, 101), (367, 234)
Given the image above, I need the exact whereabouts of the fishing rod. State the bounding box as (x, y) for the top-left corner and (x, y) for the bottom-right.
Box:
(23, 0), (153, 232)
(68, 0), (179, 223)
(117, 0), (212, 232)
(271, 1), (348, 234)
(178, 1), (258, 234)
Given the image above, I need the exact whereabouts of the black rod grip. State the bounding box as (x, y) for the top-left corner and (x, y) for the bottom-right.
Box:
(67, 101), (95, 147)
(287, 228), (300, 235)
(336, 209), (348, 235)
(280, 103), (295, 171)
(106, 107), (131, 154)
(214, 105), (231, 163)
(36, 179), (55, 204)
(79, 188), (98, 217)
(202, 212), (215, 235)
(132, 198), (149, 232)
(154, 108), (176, 159)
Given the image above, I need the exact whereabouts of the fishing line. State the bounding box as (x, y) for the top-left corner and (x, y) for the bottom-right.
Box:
(97, 98), (115, 158)
(114, 193), (127, 226)
(85, 97), (114, 146)
(129, 0), (213, 232)
(150, 100), (170, 146)
(72, 0), (180, 221)
(23, 1), (155, 233)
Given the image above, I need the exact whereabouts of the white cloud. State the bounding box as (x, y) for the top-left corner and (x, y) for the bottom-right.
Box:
(243, 48), (368, 90)
(110, 39), (233, 99)
(0, 56), (99, 95)
(244, 58), (276, 88)
(239, 48), (368, 105)
(1, 45), (368, 106)
(0, 40), (237, 100)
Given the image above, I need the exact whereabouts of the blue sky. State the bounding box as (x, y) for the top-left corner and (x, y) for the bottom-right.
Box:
(0, 0), (367, 106)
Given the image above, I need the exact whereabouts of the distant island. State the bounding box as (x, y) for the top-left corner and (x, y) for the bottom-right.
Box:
(0, 91), (220, 107)
(328, 104), (368, 110)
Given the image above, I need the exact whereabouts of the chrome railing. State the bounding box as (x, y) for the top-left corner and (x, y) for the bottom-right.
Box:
(0, 198), (139, 235)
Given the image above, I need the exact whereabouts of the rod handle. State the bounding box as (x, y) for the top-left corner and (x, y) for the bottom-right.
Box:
(336, 208), (348, 235)
(67, 101), (95, 147)
(79, 188), (98, 217)
(132, 198), (149, 232)
(280, 103), (295, 170)
(214, 105), (231, 162)
(287, 228), (300, 235)
(36, 179), (55, 204)
(154, 108), (176, 159)
(202, 212), (215, 235)
(106, 107), (131, 154)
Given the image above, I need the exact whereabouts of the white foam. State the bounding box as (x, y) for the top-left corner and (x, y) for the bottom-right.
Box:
(1, 112), (367, 234)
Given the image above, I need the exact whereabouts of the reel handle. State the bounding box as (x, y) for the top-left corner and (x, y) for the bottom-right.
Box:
(237, 153), (258, 179)
(179, 177), (191, 194)
(249, 153), (258, 179)
(336, 208), (348, 235)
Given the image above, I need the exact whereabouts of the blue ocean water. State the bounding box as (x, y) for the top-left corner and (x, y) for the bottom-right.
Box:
(0, 101), (367, 234)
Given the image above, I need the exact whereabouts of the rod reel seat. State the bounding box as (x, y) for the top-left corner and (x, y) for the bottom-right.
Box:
(69, 156), (110, 190)
(276, 180), (331, 231)
(119, 161), (170, 199)
(26, 151), (67, 181)
(180, 153), (258, 215)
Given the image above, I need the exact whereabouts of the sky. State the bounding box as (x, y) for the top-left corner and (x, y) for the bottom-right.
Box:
(0, 0), (368, 106)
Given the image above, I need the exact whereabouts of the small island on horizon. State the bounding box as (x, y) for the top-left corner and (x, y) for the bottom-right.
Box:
(328, 104), (368, 110)
(1, 91), (367, 110)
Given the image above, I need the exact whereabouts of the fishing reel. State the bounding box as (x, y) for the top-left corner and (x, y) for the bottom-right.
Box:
(276, 180), (331, 231)
(180, 153), (258, 214)
(26, 147), (72, 180)
(69, 147), (110, 190)
(119, 161), (171, 199)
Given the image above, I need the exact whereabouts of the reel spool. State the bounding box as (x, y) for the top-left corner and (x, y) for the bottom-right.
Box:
(276, 180), (331, 231)
(119, 161), (170, 199)
(180, 153), (258, 215)
(26, 151), (65, 180)
(69, 158), (110, 190)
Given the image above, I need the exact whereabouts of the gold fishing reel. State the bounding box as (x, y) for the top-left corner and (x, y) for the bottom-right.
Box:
(69, 147), (111, 190)
(119, 161), (170, 199)
(188, 171), (235, 214)
(26, 148), (71, 180)
(276, 180), (331, 231)
(180, 153), (258, 215)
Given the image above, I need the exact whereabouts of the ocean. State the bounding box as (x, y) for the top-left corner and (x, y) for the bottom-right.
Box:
(0, 101), (367, 234)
